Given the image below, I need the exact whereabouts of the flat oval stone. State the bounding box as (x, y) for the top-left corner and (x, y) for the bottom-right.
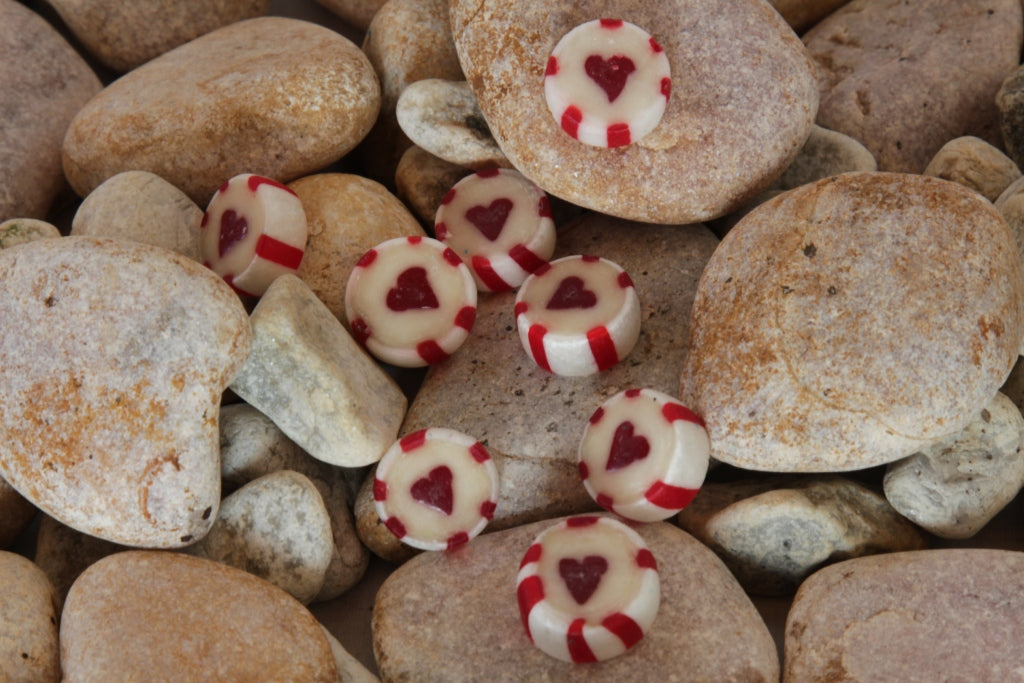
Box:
(883, 391), (1024, 539)
(0, 237), (252, 547)
(71, 170), (203, 261)
(784, 549), (1024, 681)
(373, 516), (778, 681)
(62, 16), (380, 205)
(678, 476), (926, 595)
(770, 124), (877, 192)
(923, 136), (1022, 203)
(0, 0), (100, 221)
(189, 470), (333, 604)
(45, 0), (270, 72)
(804, 0), (1022, 173)
(681, 172), (1024, 471)
(450, 0), (819, 223)
(0, 552), (60, 683)
(60, 551), (339, 681)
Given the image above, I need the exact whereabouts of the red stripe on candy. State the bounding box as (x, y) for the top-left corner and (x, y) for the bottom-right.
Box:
(407, 235), (423, 245)
(532, 262), (553, 277)
(578, 461), (590, 480)
(472, 255), (512, 292)
(470, 442), (490, 463)
(649, 37), (664, 53)
(418, 340), (450, 364)
(514, 301), (529, 318)
(247, 174), (297, 196)
(603, 613), (644, 649)
(636, 548), (657, 570)
(384, 517), (407, 539)
(589, 406), (605, 425)
(446, 532), (469, 551)
(517, 575), (545, 640)
(520, 543), (542, 568)
(600, 18), (624, 29)
(223, 274), (258, 299)
(581, 254), (600, 263)
(509, 244), (546, 274)
(400, 429), (428, 452)
(662, 402), (705, 427)
(356, 249), (377, 268)
(607, 123), (632, 148)
(434, 222), (448, 241)
(441, 188), (456, 205)
(372, 478), (387, 501)
(545, 56), (559, 77)
(528, 324), (552, 372)
(538, 196), (553, 218)
(617, 271), (634, 289)
(218, 179), (231, 194)
(567, 516), (599, 528)
(476, 167), (500, 178)
(567, 619), (598, 663)
(254, 234), (304, 269)
(455, 306), (476, 331)
(561, 106), (583, 139)
(351, 317), (370, 345)
(200, 213), (209, 229)
(443, 247), (463, 267)
(480, 500), (496, 520)
(645, 481), (699, 510)
(587, 326), (619, 371)
(596, 493), (615, 511)
(624, 388), (642, 399)
(661, 77), (671, 100)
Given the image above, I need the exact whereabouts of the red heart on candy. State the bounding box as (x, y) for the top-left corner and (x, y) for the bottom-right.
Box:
(606, 421), (650, 471)
(218, 209), (249, 258)
(547, 276), (597, 310)
(465, 198), (513, 242)
(410, 465), (454, 515)
(584, 54), (636, 103)
(558, 555), (609, 605)
(387, 267), (440, 311)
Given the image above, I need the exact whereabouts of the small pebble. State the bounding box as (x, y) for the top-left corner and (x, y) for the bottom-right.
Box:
(923, 136), (1022, 202)
(770, 124), (877, 191)
(0, 219), (61, 250)
(395, 146), (472, 226)
(0, 552), (60, 683)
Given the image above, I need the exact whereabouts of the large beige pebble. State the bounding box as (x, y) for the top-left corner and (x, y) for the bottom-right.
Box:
(229, 274), (407, 468)
(0, 552), (60, 683)
(290, 173), (425, 325)
(373, 516), (779, 682)
(45, 0), (270, 72)
(60, 551), (339, 682)
(63, 17), (380, 205)
(0, 0), (101, 222)
(0, 237), (252, 547)
(924, 136), (1022, 202)
(682, 172), (1024, 471)
(71, 170), (203, 261)
(451, 0), (819, 223)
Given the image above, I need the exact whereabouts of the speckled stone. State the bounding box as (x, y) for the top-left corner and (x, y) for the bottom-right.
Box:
(769, 0), (852, 32)
(32, 515), (122, 605)
(0, 220), (61, 250)
(60, 551), (339, 682)
(451, 0), (819, 223)
(63, 17), (380, 205)
(681, 173), (1024, 471)
(995, 175), (1024, 281)
(289, 173), (425, 326)
(0, 552), (60, 683)
(71, 171), (203, 261)
(44, 0), (270, 72)
(0, 237), (252, 547)
(784, 549), (1024, 681)
(314, 0), (387, 31)
(0, 478), (36, 549)
(229, 274), (407, 468)
(923, 136), (1022, 202)
(358, 0), (463, 186)
(884, 392), (1024, 539)
(219, 402), (369, 602)
(396, 79), (509, 170)
(355, 213), (719, 561)
(678, 476), (927, 595)
(804, 0), (1022, 173)
(189, 470), (333, 604)
(771, 125), (877, 192)
(373, 516), (779, 682)
(0, 0), (101, 222)
(997, 64), (1024, 170)
(394, 146), (472, 225)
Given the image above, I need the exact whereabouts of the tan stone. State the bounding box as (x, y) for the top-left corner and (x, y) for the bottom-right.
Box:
(394, 146), (472, 225)
(924, 135), (1022, 203)
(0, 552), (60, 683)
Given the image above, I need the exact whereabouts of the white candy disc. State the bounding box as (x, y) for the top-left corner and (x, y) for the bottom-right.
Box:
(514, 255), (641, 376)
(200, 173), (308, 297)
(517, 516), (660, 663)
(578, 388), (709, 522)
(345, 235), (477, 367)
(544, 18), (671, 148)
(374, 428), (499, 551)
(434, 168), (556, 293)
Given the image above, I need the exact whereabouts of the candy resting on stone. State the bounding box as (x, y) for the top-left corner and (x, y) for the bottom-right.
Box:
(516, 515), (660, 663)
(434, 167), (556, 292)
(345, 235), (477, 367)
(200, 173), (308, 297)
(578, 388), (709, 522)
(374, 428), (499, 552)
(514, 255), (641, 376)
(544, 18), (671, 148)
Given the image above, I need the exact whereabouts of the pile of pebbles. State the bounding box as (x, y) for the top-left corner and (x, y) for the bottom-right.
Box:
(5, 0), (1024, 679)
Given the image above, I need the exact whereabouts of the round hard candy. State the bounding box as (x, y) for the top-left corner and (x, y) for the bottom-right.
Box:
(373, 428), (499, 551)
(514, 255), (641, 376)
(516, 515), (660, 663)
(578, 388), (709, 522)
(435, 168), (556, 292)
(345, 236), (477, 367)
